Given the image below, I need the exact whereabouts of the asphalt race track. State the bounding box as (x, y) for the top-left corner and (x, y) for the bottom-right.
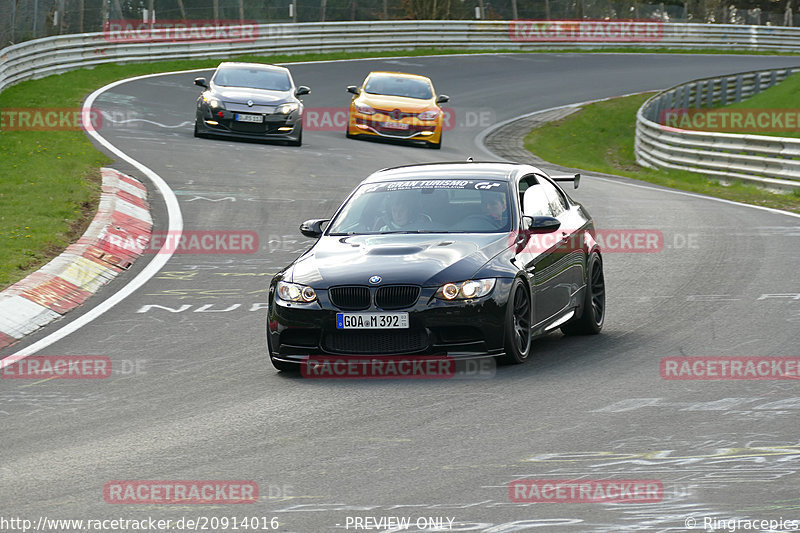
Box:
(2, 53), (800, 532)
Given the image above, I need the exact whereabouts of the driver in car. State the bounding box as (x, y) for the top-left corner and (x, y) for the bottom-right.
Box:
(379, 191), (431, 231)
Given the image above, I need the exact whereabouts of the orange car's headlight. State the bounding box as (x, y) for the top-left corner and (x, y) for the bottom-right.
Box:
(418, 109), (440, 121)
(354, 102), (375, 115)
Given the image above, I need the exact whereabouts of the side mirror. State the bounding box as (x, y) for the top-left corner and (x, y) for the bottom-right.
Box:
(194, 77), (208, 88)
(299, 219), (330, 239)
(528, 216), (561, 233)
(346, 86), (360, 95)
(436, 94), (450, 104)
(551, 173), (581, 189)
(295, 85), (310, 96)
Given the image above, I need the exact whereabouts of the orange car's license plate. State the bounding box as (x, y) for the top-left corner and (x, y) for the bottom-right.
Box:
(380, 121), (410, 130)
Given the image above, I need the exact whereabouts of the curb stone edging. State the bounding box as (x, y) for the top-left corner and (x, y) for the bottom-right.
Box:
(0, 168), (152, 349)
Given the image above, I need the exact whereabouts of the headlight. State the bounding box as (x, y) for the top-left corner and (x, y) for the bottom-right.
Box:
(418, 109), (440, 121)
(202, 92), (224, 109)
(435, 279), (496, 300)
(354, 102), (375, 115)
(277, 281), (317, 303)
(276, 102), (299, 115)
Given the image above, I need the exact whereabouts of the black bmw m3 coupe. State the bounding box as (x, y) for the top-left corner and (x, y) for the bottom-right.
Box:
(266, 161), (605, 371)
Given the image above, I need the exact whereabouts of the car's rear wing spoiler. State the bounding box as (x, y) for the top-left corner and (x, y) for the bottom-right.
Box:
(551, 173), (580, 189)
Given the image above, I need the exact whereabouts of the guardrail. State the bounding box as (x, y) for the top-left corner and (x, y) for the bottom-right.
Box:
(4, 21), (800, 94)
(635, 67), (800, 191)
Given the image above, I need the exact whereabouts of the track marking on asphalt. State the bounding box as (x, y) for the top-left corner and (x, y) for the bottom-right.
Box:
(3, 71), (185, 361)
(102, 115), (193, 129)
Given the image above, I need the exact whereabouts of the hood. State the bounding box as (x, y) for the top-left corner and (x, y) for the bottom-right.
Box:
(213, 86), (292, 105)
(289, 234), (510, 288)
(358, 93), (436, 112)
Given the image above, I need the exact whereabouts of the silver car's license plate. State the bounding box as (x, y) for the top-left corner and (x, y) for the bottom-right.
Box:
(336, 312), (409, 329)
(235, 113), (263, 123)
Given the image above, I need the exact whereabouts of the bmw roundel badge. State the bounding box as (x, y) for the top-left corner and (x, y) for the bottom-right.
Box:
(369, 275), (382, 284)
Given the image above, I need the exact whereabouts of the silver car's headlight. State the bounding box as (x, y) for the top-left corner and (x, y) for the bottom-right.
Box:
(277, 281), (317, 302)
(276, 102), (300, 115)
(435, 279), (496, 300)
(202, 92), (224, 109)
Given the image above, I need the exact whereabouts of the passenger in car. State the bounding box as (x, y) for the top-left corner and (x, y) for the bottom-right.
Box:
(482, 192), (509, 227)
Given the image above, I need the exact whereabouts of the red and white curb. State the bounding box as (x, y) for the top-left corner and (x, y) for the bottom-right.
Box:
(0, 168), (152, 349)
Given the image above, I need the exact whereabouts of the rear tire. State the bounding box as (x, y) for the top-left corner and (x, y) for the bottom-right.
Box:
(498, 278), (532, 365)
(561, 252), (605, 335)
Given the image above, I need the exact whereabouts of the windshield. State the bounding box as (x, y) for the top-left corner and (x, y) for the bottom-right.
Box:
(327, 179), (512, 235)
(213, 66), (292, 91)
(363, 75), (433, 100)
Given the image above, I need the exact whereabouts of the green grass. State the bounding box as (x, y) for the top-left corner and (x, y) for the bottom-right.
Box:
(2, 47), (800, 290)
(523, 93), (800, 213)
(664, 72), (800, 138)
(714, 71), (800, 138)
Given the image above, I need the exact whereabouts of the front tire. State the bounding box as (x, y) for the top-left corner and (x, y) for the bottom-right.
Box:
(561, 252), (605, 335)
(498, 278), (532, 365)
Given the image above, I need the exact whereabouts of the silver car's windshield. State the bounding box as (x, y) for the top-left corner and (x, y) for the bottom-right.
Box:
(213, 67), (292, 91)
(327, 180), (512, 235)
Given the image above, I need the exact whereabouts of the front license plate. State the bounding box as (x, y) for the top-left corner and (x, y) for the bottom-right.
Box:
(336, 312), (409, 329)
(380, 121), (410, 130)
(235, 113), (263, 123)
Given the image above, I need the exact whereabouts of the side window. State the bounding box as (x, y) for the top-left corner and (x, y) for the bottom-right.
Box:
(536, 175), (568, 217)
(522, 190), (552, 218)
(519, 175), (552, 217)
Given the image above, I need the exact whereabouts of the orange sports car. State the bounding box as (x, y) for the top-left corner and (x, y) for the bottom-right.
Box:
(345, 71), (449, 149)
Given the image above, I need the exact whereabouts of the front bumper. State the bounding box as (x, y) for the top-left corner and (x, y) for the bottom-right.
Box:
(267, 279), (513, 363)
(197, 107), (301, 141)
(347, 112), (441, 143)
